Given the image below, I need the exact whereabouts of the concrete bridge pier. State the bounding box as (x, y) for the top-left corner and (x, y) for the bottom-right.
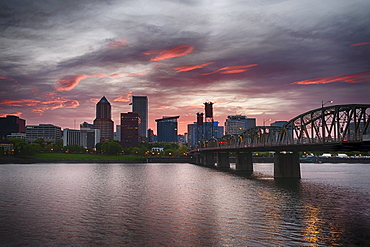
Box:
(235, 152), (253, 172)
(195, 154), (203, 165)
(204, 153), (216, 167)
(217, 152), (230, 169)
(274, 152), (301, 179)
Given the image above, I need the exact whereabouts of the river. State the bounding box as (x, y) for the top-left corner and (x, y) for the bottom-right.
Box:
(1, 162), (369, 246)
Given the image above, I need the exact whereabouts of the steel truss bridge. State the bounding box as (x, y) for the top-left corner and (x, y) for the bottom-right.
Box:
(190, 104), (370, 178)
(196, 104), (370, 152)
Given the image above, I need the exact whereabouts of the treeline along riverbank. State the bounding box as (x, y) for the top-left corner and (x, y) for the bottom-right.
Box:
(1, 155), (370, 164)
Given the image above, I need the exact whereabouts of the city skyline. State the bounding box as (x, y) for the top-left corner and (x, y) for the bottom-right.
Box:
(1, 0), (370, 134)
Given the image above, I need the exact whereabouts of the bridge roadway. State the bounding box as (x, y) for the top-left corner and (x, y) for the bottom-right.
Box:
(190, 104), (370, 179)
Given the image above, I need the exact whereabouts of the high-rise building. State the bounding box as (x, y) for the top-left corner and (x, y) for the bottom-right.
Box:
(26, 124), (62, 144)
(63, 127), (100, 148)
(156, 116), (179, 142)
(0, 115), (26, 140)
(132, 96), (148, 139)
(120, 112), (140, 147)
(93, 96), (114, 143)
(225, 115), (256, 135)
(187, 121), (224, 147)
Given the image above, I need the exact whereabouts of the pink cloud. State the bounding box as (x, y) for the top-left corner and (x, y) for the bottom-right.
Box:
(202, 64), (258, 76)
(113, 92), (132, 103)
(0, 111), (23, 117)
(144, 45), (194, 61)
(350, 42), (370, 47)
(0, 95), (79, 114)
(55, 74), (89, 91)
(107, 39), (128, 49)
(174, 62), (214, 72)
(291, 71), (370, 85)
(89, 98), (100, 104)
(109, 73), (124, 78)
(0, 76), (19, 84)
(127, 72), (147, 77)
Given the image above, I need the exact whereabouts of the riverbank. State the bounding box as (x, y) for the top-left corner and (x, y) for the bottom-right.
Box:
(1, 155), (369, 164)
(0, 155), (194, 164)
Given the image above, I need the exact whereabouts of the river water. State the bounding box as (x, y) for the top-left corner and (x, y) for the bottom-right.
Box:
(1, 162), (369, 246)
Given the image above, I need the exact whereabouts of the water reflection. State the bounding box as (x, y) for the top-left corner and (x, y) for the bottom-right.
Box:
(0, 163), (369, 246)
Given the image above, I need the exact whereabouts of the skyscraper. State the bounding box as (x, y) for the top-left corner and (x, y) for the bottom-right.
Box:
(156, 116), (179, 142)
(132, 96), (148, 139)
(93, 96), (114, 143)
(120, 112), (140, 147)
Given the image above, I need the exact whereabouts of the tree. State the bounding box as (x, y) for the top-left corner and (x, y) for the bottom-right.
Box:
(101, 141), (122, 155)
(175, 144), (189, 156)
(34, 138), (45, 149)
(65, 144), (85, 153)
(52, 141), (63, 152)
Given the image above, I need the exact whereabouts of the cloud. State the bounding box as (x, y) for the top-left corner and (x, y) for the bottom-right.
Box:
(0, 112), (23, 117)
(113, 92), (133, 103)
(127, 72), (147, 77)
(202, 64), (258, 76)
(291, 71), (370, 85)
(144, 45), (194, 61)
(350, 42), (370, 47)
(0, 96), (79, 114)
(55, 74), (89, 91)
(107, 39), (128, 49)
(109, 73), (124, 78)
(0, 76), (19, 84)
(174, 62), (214, 72)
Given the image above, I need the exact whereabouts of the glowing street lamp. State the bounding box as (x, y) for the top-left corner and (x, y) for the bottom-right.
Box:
(321, 100), (333, 108)
(263, 118), (271, 127)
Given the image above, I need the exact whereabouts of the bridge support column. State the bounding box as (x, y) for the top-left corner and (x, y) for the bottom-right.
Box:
(195, 154), (203, 165)
(204, 153), (216, 167)
(217, 152), (230, 169)
(236, 152), (253, 172)
(274, 152), (301, 179)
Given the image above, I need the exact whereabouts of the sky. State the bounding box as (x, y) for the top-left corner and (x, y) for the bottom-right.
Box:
(1, 0), (369, 135)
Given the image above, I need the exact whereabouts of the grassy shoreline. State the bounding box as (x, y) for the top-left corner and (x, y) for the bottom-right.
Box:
(0, 153), (147, 164)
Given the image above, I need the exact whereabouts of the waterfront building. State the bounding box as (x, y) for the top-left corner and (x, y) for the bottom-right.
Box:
(120, 112), (140, 147)
(26, 124), (62, 144)
(93, 96), (114, 143)
(156, 116), (179, 142)
(0, 115), (26, 140)
(7, 133), (26, 139)
(63, 127), (100, 148)
(63, 128), (81, 147)
(132, 96), (148, 139)
(225, 115), (256, 135)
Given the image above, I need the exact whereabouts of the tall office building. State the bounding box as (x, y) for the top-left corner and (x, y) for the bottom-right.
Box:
(120, 112), (140, 147)
(93, 96), (114, 143)
(225, 115), (256, 135)
(0, 115), (26, 140)
(156, 116), (179, 142)
(132, 96), (148, 139)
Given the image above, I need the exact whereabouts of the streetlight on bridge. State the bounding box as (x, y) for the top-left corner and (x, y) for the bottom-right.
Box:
(263, 118), (271, 127)
(322, 100), (333, 108)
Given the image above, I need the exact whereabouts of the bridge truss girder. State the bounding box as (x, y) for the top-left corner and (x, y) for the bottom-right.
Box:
(279, 104), (370, 145)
